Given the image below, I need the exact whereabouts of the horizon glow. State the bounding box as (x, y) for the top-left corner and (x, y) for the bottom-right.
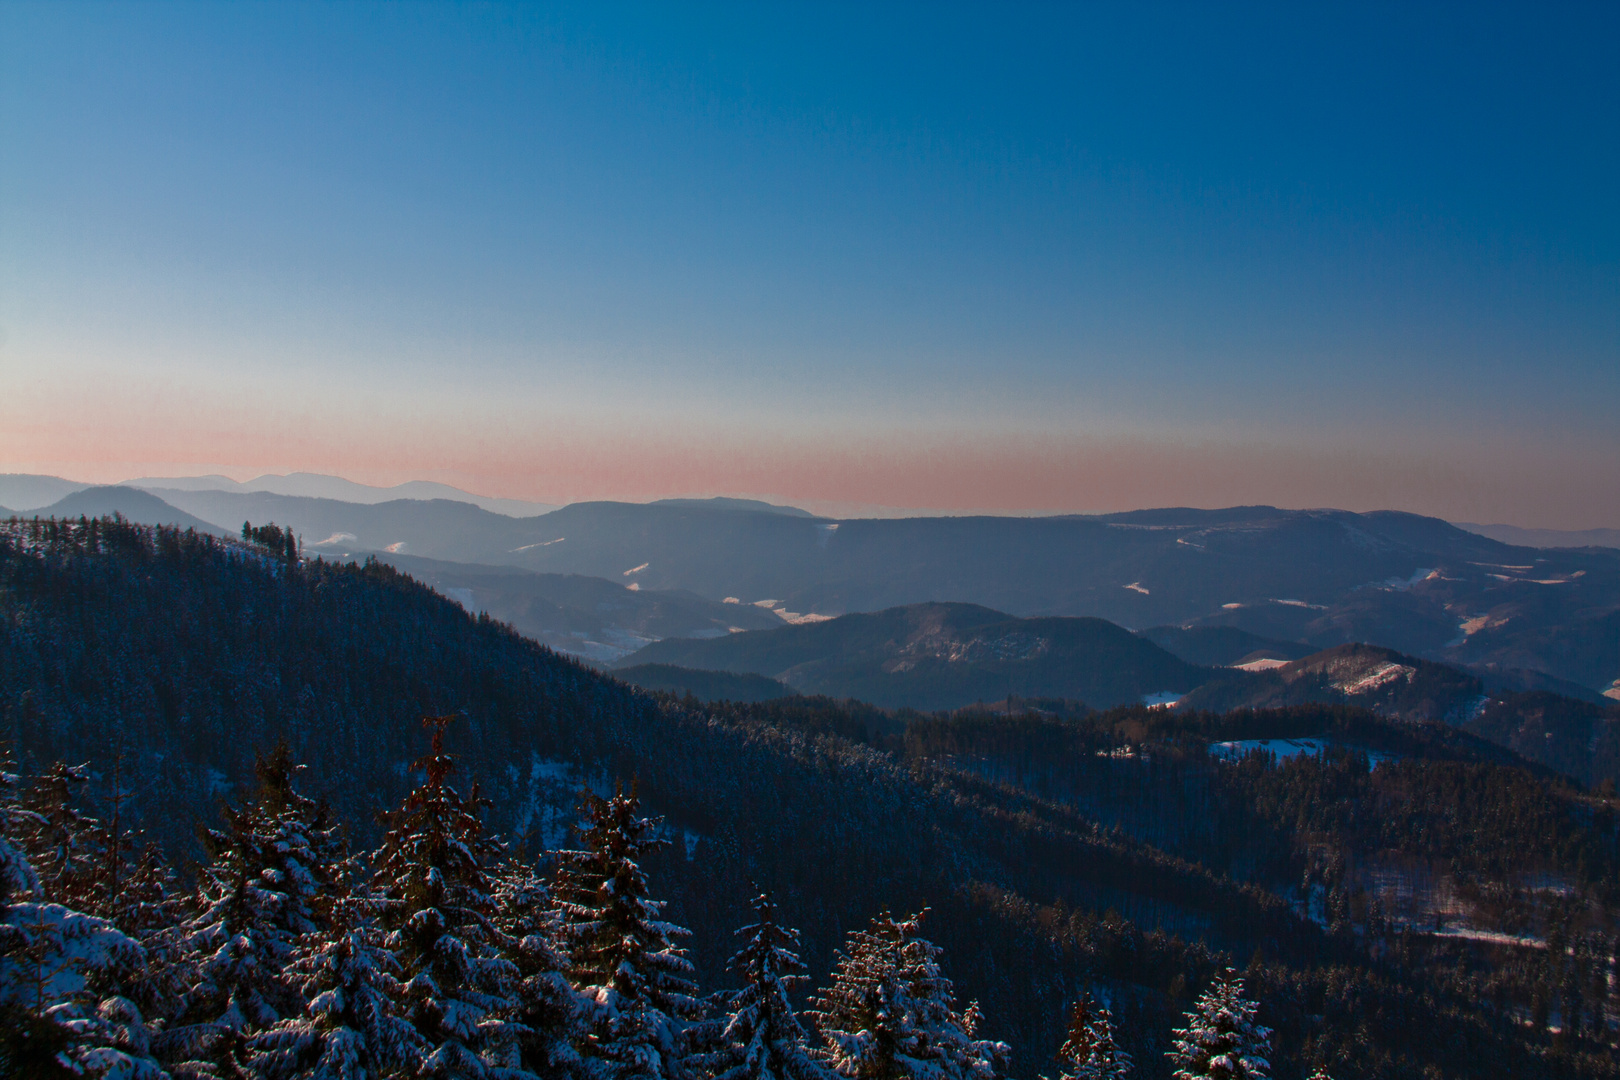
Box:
(2, 4), (1616, 527)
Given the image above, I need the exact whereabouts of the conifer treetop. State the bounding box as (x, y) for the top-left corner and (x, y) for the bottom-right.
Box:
(1167, 969), (1271, 1080)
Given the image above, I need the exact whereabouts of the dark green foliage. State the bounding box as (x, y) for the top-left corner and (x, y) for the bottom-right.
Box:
(615, 665), (797, 704)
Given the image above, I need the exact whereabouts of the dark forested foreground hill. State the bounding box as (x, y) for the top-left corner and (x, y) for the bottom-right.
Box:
(2, 517), (1618, 1080)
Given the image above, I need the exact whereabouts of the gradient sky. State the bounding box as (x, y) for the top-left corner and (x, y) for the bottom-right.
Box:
(1, 3), (1616, 525)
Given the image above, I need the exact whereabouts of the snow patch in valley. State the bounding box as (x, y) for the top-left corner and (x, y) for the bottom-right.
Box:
(1221, 602), (1244, 609)
(1141, 691), (1182, 708)
(1380, 568), (1437, 591)
(753, 598), (832, 624)
(384, 541), (407, 553)
(1269, 598), (1325, 609)
(1123, 582), (1150, 595)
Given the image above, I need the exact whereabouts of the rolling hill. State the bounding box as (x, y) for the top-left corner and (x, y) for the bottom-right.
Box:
(616, 602), (1211, 711)
(11, 485), (1618, 700)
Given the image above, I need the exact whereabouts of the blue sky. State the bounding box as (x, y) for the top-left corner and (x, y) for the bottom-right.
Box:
(1, 3), (1616, 524)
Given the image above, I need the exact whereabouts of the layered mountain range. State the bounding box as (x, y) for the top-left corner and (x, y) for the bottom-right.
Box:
(6, 477), (1616, 707)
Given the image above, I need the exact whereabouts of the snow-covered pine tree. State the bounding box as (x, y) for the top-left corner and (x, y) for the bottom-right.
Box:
(1053, 997), (1097, 1080)
(1305, 1067), (1332, 1080)
(0, 750), (166, 1079)
(18, 761), (106, 911)
(705, 890), (830, 1080)
(161, 742), (346, 1072)
(492, 856), (590, 1078)
(1084, 1004), (1131, 1080)
(810, 910), (1006, 1080)
(553, 782), (699, 1080)
(370, 714), (521, 1079)
(1166, 969), (1271, 1080)
(248, 880), (429, 1080)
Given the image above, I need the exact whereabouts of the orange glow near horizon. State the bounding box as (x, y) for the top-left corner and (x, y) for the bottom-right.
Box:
(4, 397), (1614, 529)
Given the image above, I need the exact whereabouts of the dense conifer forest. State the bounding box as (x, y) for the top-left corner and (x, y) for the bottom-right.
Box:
(1, 518), (1616, 1079)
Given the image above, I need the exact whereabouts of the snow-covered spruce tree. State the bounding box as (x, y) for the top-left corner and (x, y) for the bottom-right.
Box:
(248, 880), (429, 1080)
(1052, 997), (1096, 1080)
(1166, 969), (1271, 1080)
(703, 890), (830, 1080)
(1082, 1004), (1130, 1080)
(492, 856), (590, 1078)
(810, 910), (1006, 1080)
(0, 751), (166, 1079)
(370, 715), (521, 1079)
(18, 761), (106, 911)
(162, 742), (346, 1073)
(554, 782), (700, 1080)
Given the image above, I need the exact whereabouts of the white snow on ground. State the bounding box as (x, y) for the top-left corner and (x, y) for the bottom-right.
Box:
(623, 562), (649, 576)
(308, 532), (358, 547)
(1338, 662), (1416, 695)
(1381, 568), (1437, 590)
(1211, 738), (1395, 765)
(384, 541), (406, 553)
(1222, 602), (1244, 609)
(1141, 691), (1182, 708)
(510, 537), (565, 552)
(723, 596), (741, 604)
(750, 598), (831, 623)
(773, 608), (833, 624)
(1124, 582), (1150, 594)
(626, 582), (640, 591)
(1212, 738), (1327, 761)
(1235, 657), (1290, 672)
(1605, 681), (1620, 702)
(1429, 927), (1546, 949)
(1270, 598), (1325, 609)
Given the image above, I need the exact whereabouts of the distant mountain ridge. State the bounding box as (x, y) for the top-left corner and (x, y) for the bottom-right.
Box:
(1457, 521), (1620, 550)
(8, 482), (1618, 699)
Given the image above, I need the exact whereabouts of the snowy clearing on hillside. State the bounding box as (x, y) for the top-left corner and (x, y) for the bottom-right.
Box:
(510, 536), (564, 552)
(1124, 582), (1150, 594)
(1235, 657), (1290, 672)
(1141, 691), (1181, 708)
(1338, 662), (1416, 695)
(1211, 738), (1395, 766)
(623, 562), (649, 576)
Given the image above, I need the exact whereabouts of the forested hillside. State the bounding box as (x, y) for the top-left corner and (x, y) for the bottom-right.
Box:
(1, 518), (1616, 1080)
